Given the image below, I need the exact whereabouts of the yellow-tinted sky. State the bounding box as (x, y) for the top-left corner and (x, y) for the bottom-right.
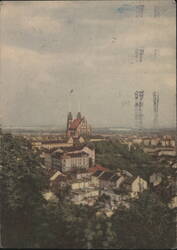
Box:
(0, 0), (176, 128)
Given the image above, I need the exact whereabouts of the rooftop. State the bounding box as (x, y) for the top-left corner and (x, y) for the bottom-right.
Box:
(46, 168), (59, 177)
(66, 152), (89, 158)
(88, 164), (109, 173)
(120, 176), (137, 186)
(53, 175), (68, 183)
(60, 144), (94, 152)
(99, 171), (115, 181)
(92, 170), (104, 177)
(50, 170), (65, 181)
(42, 139), (68, 144)
(69, 118), (82, 129)
(110, 174), (119, 182)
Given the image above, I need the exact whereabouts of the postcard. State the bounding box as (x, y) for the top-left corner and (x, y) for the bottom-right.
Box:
(0, 0), (176, 249)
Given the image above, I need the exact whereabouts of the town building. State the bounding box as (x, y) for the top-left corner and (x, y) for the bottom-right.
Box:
(49, 170), (69, 191)
(119, 176), (148, 198)
(74, 168), (92, 180)
(158, 150), (176, 157)
(31, 137), (74, 150)
(51, 151), (90, 173)
(171, 162), (177, 169)
(43, 144), (95, 170)
(90, 169), (132, 190)
(132, 138), (143, 145)
(66, 112), (92, 138)
(71, 188), (99, 206)
(168, 196), (177, 209)
(100, 189), (130, 206)
(60, 144), (95, 166)
(99, 172), (120, 189)
(71, 179), (90, 190)
(41, 149), (53, 168)
(149, 172), (163, 187)
(150, 138), (161, 147)
(91, 170), (104, 187)
(42, 191), (59, 203)
(88, 164), (109, 173)
(143, 139), (151, 146)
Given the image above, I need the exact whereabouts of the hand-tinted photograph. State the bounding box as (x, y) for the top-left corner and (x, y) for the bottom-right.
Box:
(0, 0), (176, 248)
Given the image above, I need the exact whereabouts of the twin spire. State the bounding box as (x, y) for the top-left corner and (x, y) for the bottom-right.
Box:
(77, 112), (82, 120)
(66, 111), (91, 137)
(67, 112), (82, 121)
(68, 112), (73, 121)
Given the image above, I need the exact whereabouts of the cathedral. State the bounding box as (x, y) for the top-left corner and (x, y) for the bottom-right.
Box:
(66, 112), (92, 138)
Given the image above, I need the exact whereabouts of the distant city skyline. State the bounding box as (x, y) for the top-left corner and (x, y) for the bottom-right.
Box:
(0, 0), (176, 129)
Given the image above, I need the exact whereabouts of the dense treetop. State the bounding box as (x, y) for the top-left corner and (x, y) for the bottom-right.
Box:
(0, 134), (175, 248)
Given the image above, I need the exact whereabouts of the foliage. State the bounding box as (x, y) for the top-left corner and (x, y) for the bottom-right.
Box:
(111, 190), (175, 249)
(0, 133), (49, 247)
(94, 139), (155, 180)
(33, 191), (175, 249)
(0, 134), (175, 248)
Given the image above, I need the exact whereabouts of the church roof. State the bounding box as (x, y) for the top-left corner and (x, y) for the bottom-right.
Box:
(69, 118), (82, 129)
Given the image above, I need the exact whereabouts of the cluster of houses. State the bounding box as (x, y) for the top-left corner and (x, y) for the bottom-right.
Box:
(35, 135), (176, 215)
(25, 112), (105, 151)
(39, 136), (177, 216)
(43, 158), (177, 216)
(30, 135), (106, 151)
(121, 135), (175, 148)
(43, 163), (149, 215)
(31, 136), (81, 150)
(133, 135), (175, 147)
(26, 113), (177, 215)
(120, 135), (176, 157)
(40, 138), (156, 215)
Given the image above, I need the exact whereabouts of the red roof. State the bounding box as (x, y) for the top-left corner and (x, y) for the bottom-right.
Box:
(88, 164), (109, 173)
(69, 119), (81, 129)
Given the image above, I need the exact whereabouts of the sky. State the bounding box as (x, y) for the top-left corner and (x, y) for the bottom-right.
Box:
(0, 0), (176, 129)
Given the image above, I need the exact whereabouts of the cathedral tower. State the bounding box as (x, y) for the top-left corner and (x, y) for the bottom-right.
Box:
(77, 112), (82, 120)
(66, 112), (73, 130)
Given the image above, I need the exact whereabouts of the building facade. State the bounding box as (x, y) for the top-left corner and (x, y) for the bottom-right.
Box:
(60, 145), (95, 166)
(51, 151), (90, 173)
(66, 112), (92, 138)
(32, 137), (74, 150)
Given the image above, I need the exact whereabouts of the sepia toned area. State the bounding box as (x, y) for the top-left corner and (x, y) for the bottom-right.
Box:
(0, 0), (176, 248)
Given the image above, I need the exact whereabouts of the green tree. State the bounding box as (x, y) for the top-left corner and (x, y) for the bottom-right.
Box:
(111, 190), (175, 249)
(0, 133), (49, 247)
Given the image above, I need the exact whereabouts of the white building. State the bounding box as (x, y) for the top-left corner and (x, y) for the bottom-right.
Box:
(149, 172), (163, 187)
(52, 151), (90, 172)
(131, 176), (148, 198)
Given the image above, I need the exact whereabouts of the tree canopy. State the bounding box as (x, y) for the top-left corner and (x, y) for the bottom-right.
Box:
(0, 133), (48, 247)
(0, 134), (175, 248)
(94, 139), (156, 180)
(111, 190), (175, 249)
